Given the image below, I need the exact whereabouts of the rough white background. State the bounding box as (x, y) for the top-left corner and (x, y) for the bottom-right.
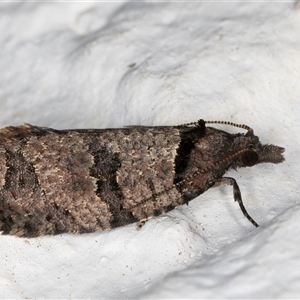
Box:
(0, 2), (299, 299)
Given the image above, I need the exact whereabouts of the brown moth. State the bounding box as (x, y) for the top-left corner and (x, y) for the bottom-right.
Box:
(0, 120), (284, 237)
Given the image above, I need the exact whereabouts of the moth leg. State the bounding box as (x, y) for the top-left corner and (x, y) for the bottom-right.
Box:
(136, 217), (153, 230)
(213, 177), (259, 227)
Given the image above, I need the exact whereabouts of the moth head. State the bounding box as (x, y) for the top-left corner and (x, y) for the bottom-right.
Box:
(233, 131), (285, 168)
(202, 120), (285, 171)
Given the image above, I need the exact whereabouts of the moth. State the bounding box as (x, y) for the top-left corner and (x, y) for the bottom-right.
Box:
(0, 120), (284, 237)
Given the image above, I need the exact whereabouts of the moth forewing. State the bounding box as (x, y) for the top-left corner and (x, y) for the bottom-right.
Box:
(0, 120), (285, 237)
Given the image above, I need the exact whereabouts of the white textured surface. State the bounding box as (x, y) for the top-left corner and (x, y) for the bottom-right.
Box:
(0, 2), (299, 299)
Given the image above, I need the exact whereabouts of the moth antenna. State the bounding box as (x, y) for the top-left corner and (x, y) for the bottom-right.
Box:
(178, 120), (253, 135)
(205, 120), (254, 135)
(200, 148), (249, 173)
(175, 148), (249, 190)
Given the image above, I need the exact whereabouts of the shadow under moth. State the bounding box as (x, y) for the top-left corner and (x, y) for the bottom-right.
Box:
(0, 119), (284, 238)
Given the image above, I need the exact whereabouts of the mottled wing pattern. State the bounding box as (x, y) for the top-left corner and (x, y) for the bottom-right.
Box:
(0, 125), (183, 237)
(0, 121), (285, 237)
